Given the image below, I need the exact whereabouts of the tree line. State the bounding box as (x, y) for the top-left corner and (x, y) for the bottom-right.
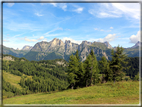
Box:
(67, 46), (140, 89)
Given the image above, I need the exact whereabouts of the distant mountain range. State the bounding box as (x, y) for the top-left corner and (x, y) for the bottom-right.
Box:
(21, 45), (33, 50)
(130, 41), (142, 48)
(1, 38), (141, 61)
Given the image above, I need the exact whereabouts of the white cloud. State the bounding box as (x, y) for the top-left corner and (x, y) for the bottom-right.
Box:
(24, 37), (37, 42)
(24, 36), (45, 42)
(110, 27), (113, 29)
(24, 37), (31, 42)
(62, 37), (82, 44)
(130, 31), (140, 43)
(97, 34), (118, 42)
(94, 28), (111, 32)
(59, 3), (67, 11)
(50, 3), (67, 11)
(111, 3), (140, 20)
(7, 3), (14, 7)
(50, 3), (57, 7)
(89, 3), (140, 20)
(71, 4), (84, 13)
(42, 38), (47, 42)
(35, 12), (43, 16)
(38, 36), (44, 40)
(31, 39), (37, 42)
(73, 7), (83, 13)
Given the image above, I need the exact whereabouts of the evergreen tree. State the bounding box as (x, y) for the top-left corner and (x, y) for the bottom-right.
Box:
(99, 56), (108, 83)
(67, 54), (79, 89)
(84, 49), (99, 86)
(110, 46), (127, 83)
(105, 61), (113, 82)
(133, 72), (139, 81)
(75, 50), (80, 62)
(78, 62), (85, 87)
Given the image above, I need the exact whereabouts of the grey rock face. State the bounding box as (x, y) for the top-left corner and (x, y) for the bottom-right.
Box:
(131, 41), (142, 48)
(3, 56), (14, 61)
(31, 41), (49, 52)
(2, 39), (140, 62)
(50, 38), (64, 47)
(28, 38), (110, 61)
(22, 45), (32, 51)
(103, 41), (113, 49)
(64, 40), (79, 55)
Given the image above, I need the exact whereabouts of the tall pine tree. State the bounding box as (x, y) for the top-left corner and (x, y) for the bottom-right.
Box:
(84, 49), (99, 86)
(99, 56), (108, 83)
(67, 54), (79, 89)
(110, 46), (127, 83)
(78, 62), (85, 87)
(75, 50), (80, 62)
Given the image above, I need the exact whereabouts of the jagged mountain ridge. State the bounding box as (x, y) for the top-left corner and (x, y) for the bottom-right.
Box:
(1, 38), (140, 61)
(23, 38), (113, 61)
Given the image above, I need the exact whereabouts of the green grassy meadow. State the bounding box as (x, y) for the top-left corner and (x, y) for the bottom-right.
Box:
(3, 71), (32, 90)
(3, 71), (23, 90)
(3, 81), (139, 104)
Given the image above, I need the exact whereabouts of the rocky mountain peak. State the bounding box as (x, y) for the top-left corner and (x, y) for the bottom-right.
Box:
(65, 40), (71, 43)
(103, 41), (113, 49)
(131, 41), (141, 48)
(22, 45), (32, 51)
(50, 38), (64, 47)
(65, 40), (72, 48)
(82, 41), (92, 45)
(16, 48), (20, 50)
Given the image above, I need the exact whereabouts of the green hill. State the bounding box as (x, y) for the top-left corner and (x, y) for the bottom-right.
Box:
(1, 45), (29, 58)
(2, 54), (69, 99)
(24, 51), (63, 61)
(124, 47), (140, 57)
(3, 81), (139, 104)
(2, 54), (140, 104)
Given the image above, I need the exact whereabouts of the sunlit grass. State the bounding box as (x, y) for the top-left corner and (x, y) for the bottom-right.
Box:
(3, 71), (32, 89)
(3, 81), (139, 104)
(3, 71), (22, 89)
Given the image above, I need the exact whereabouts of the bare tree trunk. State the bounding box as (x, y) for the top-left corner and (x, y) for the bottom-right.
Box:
(71, 84), (74, 89)
(114, 78), (115, 84)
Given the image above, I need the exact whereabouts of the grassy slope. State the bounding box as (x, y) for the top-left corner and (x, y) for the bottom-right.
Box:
(3, 71), (32, 90)
(3, 71), (22, 90)
(3, 81), (139, 104)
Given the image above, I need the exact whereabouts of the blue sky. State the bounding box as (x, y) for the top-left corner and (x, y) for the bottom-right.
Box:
(3, 2), (140, 49)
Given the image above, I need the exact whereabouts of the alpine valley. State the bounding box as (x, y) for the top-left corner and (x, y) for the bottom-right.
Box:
(1, 38), (141, 62)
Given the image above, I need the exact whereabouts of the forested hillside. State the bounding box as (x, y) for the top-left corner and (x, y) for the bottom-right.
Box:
(2, 54), (69, 98)
(2, 46), (140, 99)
